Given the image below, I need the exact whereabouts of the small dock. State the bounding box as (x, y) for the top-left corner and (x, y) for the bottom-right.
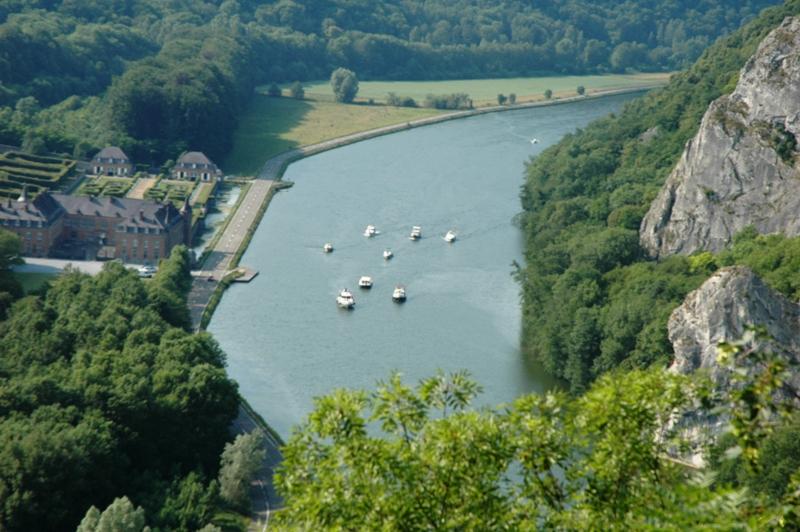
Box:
(231, 266), (259, 283)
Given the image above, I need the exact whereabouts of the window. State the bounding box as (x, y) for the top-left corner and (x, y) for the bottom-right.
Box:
(133, 239), (138, 247)
(36, 233), (42, 241)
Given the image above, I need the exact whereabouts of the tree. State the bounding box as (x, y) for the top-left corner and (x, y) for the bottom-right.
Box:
(0, 229), (22, 270)
(577, 85), (586, 96)
(330, 68), (359, 103)
(275, 370), (749, 530)
(497, 93), (507, 105)
(289, 81), (304, 99)
(544, 89), (553, 99)
(218, 432), (266, 511)
(508, 93), (516, 104)
(266, 83), (281, 97)
(77, 497), (150, 532)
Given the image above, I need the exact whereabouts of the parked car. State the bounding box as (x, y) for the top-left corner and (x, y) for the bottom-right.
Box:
(137, 265), (157, 278)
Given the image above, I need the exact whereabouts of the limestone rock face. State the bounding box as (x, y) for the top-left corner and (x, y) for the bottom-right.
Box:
(666, 267), (800, 465)
(641, 17), (800, 257)
(669, 267), (800, 380)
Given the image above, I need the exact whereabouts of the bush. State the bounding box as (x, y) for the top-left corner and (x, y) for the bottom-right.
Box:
(266, 83), (281, 97)
(289, 81), (304, 99)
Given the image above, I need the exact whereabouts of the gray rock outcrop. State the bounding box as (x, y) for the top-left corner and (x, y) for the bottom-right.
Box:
(641, 17), (800, 257)
(667, 267), (800, 465)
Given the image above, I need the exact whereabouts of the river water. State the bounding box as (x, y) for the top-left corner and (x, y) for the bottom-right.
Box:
(209, 93), (639, 438)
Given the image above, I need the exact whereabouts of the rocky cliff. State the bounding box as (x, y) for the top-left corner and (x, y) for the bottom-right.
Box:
(640, 17), (800, 257)
(667, 267), (800, 465)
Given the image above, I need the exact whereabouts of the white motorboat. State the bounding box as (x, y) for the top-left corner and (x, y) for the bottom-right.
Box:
(383, 249), (394, 260)
(392, 285), (406, 303)
(444, 230), (457, 243)
(530, 138), (539, 144)
(409, 226), (422, 240)
(323, 243), (334, 253)
(358, 276), (373, 289)
(336, 288), (355, 309)
(363, 225), (379, 237)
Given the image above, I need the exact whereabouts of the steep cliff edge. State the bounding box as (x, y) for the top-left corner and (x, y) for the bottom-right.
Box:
(667, 267), (800, 464)
(641, 17), (800, 257)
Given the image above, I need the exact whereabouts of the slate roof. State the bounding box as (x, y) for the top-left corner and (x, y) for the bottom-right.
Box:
(92, 146), (130, 162)
(176, 151), (213, 166)
(52, 194), (183, 229)
(0, 192), (64, 223)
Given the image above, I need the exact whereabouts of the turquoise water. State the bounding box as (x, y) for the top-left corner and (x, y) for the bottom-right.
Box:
(209, 93), (639, 437)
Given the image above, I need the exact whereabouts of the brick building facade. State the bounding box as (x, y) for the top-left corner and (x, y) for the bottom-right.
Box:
(0, 190), (191, 262)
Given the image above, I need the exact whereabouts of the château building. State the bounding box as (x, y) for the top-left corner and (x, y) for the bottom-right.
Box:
(0, 188), (191, 262)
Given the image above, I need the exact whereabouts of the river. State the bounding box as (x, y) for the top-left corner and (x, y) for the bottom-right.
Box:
(209, 93), (640, 438)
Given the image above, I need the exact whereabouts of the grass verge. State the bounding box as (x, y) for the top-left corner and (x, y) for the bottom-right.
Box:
(282, 72), (671, 105)
(224, 97), (442, 175)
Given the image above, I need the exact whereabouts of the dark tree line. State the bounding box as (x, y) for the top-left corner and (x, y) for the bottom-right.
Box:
(0, 0), (780, 163)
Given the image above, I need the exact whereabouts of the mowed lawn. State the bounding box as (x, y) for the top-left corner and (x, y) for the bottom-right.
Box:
(295, 72), (671, 105)
(224, 96), (442, 176)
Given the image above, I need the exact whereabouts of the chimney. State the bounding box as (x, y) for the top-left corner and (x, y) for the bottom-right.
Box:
(17, 185), (28, 203)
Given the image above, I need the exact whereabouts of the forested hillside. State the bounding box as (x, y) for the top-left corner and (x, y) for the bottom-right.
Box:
(0, 247), (241, 531)
(519, 0), (800, 393)
(0, 0), (778, 164)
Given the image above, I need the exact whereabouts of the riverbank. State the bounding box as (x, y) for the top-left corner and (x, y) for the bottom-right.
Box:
(193, 86), (662, 525)
(253, 85), (662, 181)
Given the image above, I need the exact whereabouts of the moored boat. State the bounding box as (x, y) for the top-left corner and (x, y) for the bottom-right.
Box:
(392, 285), (406, 303)
(409, 226), (422, 240)
(383, 249), (394, 260)
(358, 276), (373, 289)
(363, 225), (379, 237)
(444, 230), (457, 243)
(323, 242), (334, 253)
(336, 288), (355, 309)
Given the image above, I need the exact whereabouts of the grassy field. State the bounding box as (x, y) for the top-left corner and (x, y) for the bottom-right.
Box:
(292, 72), (670, 105)
(224, 96), (442, 176)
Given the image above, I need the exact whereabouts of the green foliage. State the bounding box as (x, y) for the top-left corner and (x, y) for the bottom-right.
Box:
(385, 92), (417, 107)
(288, 81), (305, 100)
(330, 67), (359, 103)
(276, 369), (767, 529)
(423, 92), (472, 110)
(508, 93), (516, 104)
(577, 85), (586, 95)
(497, 93), (507, 105)
(519, 1), (800, 391)
(544, 88), (553, 99)
(218, 432), (266, 512)
(0, 0), (778, 160)
(0, 250), (238, 530)
(77, 497), (149, 532)
(266, 83), (281, 97)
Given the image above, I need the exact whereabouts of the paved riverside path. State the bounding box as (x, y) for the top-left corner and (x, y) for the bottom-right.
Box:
(187, 179), (274, 329)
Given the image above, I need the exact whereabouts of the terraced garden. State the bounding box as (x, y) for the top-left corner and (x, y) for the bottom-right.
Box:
(78, 176), (134, 197)
(0, 151), (76, 198)
(144, 179), (196, 206)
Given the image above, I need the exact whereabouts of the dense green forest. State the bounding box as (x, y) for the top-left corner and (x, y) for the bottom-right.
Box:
(0, 0), (779, 164)
(519, 0), (800, 393)
(0, 245), (244, 531)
